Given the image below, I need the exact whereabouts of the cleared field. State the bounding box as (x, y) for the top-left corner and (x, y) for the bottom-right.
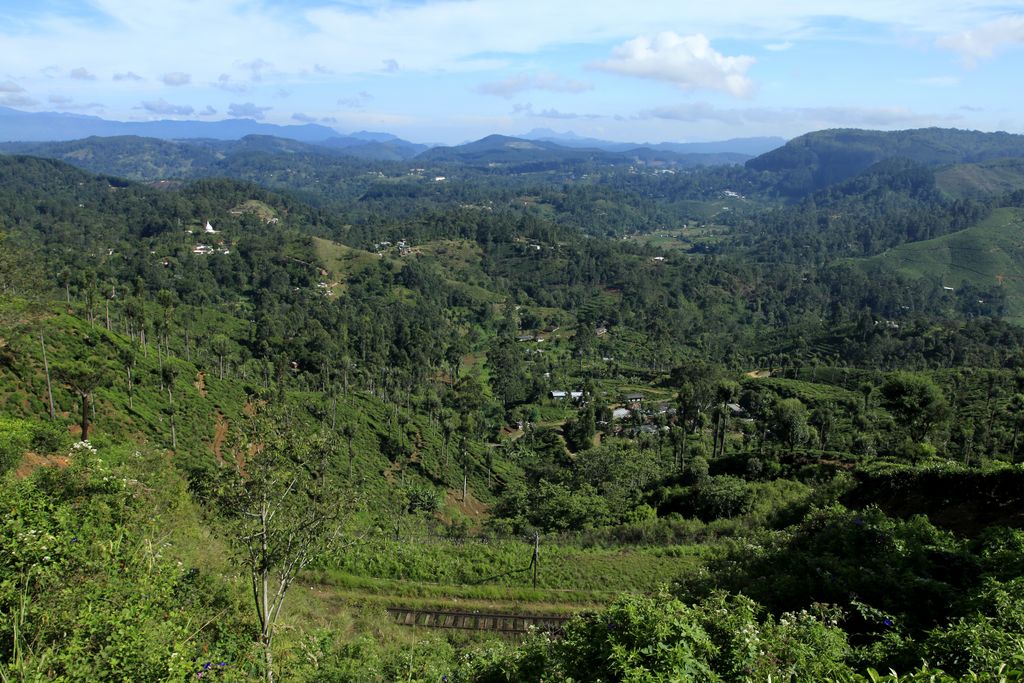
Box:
(312, 236), (392, 294)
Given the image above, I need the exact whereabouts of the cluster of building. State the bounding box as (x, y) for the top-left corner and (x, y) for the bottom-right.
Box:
(189, 220), (230, 256)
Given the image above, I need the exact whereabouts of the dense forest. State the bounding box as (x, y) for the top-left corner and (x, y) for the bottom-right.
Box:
(4, 127), (1024, 681)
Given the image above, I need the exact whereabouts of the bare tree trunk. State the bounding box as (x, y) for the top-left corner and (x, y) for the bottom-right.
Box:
(40, 334), (55, 421)
(80, 392), (90, 441)
(168, 386), (176, 450)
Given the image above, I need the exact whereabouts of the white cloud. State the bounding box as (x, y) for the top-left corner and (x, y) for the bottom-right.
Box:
(291, 111), (337, 125)
(511, 102), (600, 120)
(228, 102), (272, 119)
(214, 74), (249, 93)
(113, 71), (143, 81)
(140, 98), (193, 115)
(70, 67), (96, 80)
(48, 95), (104, 111)
(161, 72), (191, 86)
(199, 105), (218, 116)
(594, 32), (755, 97)
(764, 41), (794, 51)
(337, 91), (373, 109)
(642, 102), (958, 128)
(476, 72), (593, 98)
(535, 108), (599, 120)
(0, 93), (38, 107)
(644, 102), (746, 125)
(0, 80), (24, 93)
(938, 15), (1024, 65)
(240, 58), (273, 82)
(0, 1), (1012, 88)
(917, 75), (960, 87)
(382, 59), (400, 73)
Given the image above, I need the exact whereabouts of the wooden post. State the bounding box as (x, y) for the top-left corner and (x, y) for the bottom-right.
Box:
(532, 531), (539, 589)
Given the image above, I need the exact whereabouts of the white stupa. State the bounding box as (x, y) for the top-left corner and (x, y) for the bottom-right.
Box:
(204, 220), (218, 234)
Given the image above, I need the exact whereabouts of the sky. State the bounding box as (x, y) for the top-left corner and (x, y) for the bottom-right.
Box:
(0, 0), (1022, 144)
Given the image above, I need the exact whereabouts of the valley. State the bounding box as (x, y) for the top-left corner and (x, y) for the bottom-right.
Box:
(4, 125), (1024, 681)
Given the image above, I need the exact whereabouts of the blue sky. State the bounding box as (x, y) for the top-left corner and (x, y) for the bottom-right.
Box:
(0, 0), (1022, 143)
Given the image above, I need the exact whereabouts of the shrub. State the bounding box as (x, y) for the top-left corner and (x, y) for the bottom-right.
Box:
(0, 416), (33, 474)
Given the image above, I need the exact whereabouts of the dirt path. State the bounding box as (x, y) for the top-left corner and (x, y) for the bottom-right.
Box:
(212, 411), (229, 466)
(195, 371), (208, 397)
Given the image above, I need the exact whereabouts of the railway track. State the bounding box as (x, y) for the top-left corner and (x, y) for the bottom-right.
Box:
(386, 607), (572, 635)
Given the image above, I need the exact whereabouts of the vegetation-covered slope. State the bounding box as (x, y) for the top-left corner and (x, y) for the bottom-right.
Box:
(862, 207), (1024, 321)
(747, 127), (1024, 196)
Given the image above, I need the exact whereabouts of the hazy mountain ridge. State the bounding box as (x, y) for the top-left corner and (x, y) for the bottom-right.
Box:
(520, 128), (786, 156)
(418, 133), (751, 167)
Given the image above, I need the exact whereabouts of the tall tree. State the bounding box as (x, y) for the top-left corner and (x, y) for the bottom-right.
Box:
(55, 359), (109, 442)
(220, 409), (357, 683)
(881, 372), (950, 444)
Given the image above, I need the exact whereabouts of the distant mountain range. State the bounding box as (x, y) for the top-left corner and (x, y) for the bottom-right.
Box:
(519, 128), (786, 156)
(0, 107), (779, 166)
(0, 106), (340, 143)
(7, 106), (1024, 199)
(0, 106), (429, 161)
(418, 134), (753, 168)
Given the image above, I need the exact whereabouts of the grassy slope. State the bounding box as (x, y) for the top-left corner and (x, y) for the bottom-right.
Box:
(936, 159), (1024, 199)
(311, 236), (390, 294)
(861, 207), (1024, 321)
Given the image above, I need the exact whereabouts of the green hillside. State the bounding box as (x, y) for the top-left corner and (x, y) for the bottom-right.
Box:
(747, 127), (1024, 196)
(862, 207), (1024, 320)
(936, 158), (1024, 199)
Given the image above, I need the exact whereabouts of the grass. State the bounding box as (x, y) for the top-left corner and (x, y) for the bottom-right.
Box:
(312, 236), (394, 294)
(323, 534), (706, 595)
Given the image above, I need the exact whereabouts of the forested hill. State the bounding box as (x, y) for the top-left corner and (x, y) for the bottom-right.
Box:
(747, 127), (1024, 196)
(417, 134), (750, 168)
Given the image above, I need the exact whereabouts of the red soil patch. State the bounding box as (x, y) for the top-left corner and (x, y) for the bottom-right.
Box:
(16, 452), (71, 479)
(444, 489), (491, 522)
